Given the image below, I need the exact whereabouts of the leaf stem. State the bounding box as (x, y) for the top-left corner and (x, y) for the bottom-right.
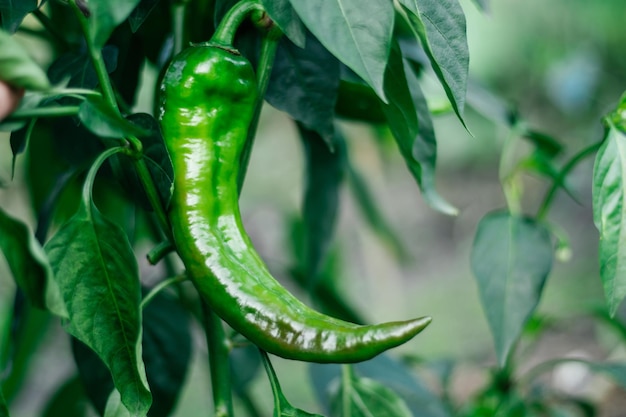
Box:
(172, 1), (187, 55)
(5, 106), (80, 120)
(237, 35), (280, 193)
(140, 275), (186, 309)
(146, 240), (175, 265)
(69, 0), (119, 113)
(82, 147), (128, 205)
(210, 0), (263, 46)
(536, 141), (602, 221)
(132, 154), (172, 238)
(259, 349), (285, 413)
(202, 302), (234, 417)
(341, 364), (353, 417)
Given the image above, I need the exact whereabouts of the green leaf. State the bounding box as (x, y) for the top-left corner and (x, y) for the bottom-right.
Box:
(47, 46), (118, 89)
(0, 206), (66, 317)
(82, 0), (142, 49)
(260, 0), (305, 48)
(310, 355), (450, 417)
(0, 29), (50, 90)
(592, 123), (626, 316)
(45, 148), (151, 416)
(128, 0), (159, 33)
(289, 0), (394, 102)
(335, 79), (386, 124)
(78, 96), (148, 139)
(266, 33), (340, 146)
(0, 387), (8, 417)
(299, 124), (345, 284)
(329, 366), (412, 417)
(260, 351), (323, 417)
(399, 0), (469, 127)
(9, 118), (36, 179)
(42, 376), (89, 417)
(104, 390), (132, 417)
(380, 42), (457, 215)
(470, 211), (553, 366)
(73, 290), (192, 417)
(522, 130), (564, 158)
(0, 0), (37, 32)
(346, 159), (409, 262)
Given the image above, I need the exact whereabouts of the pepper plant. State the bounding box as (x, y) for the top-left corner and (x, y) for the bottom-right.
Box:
(0, 0), (625, 417)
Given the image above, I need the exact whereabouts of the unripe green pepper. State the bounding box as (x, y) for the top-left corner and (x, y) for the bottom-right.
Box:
(158, 5), (431, 363)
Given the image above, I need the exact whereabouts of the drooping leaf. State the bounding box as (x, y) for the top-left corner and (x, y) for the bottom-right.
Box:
(380, 42), (457, 215)
(299, 124), (345, 285)
(45, 149), (151, 416)
(260, 351), (323, 417)
(289, 0), (394, 102)
(0, 0), (36, 33)
(9, 118), (36, 179)
(470, 211), (553, 366)
(48, 46), (118, 89)
(0, 29), (50, 90)
(266, 32), (340, 146)
(329, 366), (412, 417)
(398, 0), (469, 127)
(593, 122), (626, 316)
(310, 355), (450, 417)
(260, 0), (305, 47)
(128, 0), (159, 33)
(73, 289), (192, 417)
(78, 96), (148, 139)
(0, 206), (65, 317)
(80, 0), (142, 49)
(334, 79), (386, 124)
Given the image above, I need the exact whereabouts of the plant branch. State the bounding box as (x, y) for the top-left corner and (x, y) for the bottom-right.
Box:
(237, 35), (280, 193)
(210, 0), (264, 46)
(5, 106), (80, 120)
(536, 141), (602, 221)
(140, 275), (186, 309)
(202, 302), (234, 417)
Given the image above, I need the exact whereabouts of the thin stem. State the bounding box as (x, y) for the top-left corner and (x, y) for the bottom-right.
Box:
(147, 240), (175, 265)
(259, 350), (282, 408)
(518, 357), (593, 386)
(140, 275), (186, 309)
(172, 2), (187, 55)
(202, 301), (233, 417)
(32, 9), (69, 48)
(211, 0), (263, 46)
(70, 0), (119, 112)
(6, 106), (80, 120)
(536, 141), (602, 221)
(341, 365), (352, 417)
(132, 156), (172, 239)
(237, 35), (280, 193)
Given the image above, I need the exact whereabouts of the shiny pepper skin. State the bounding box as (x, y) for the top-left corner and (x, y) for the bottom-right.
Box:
(158, 42), (431, 363)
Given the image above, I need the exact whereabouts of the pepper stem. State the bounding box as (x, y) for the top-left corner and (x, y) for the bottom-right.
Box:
(211, 0), (264, 46)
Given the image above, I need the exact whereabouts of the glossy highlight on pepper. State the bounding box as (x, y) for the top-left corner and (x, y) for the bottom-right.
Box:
(158, 42), (431, 363)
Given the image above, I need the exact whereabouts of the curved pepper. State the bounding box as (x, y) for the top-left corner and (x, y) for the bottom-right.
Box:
(158, 38), (431, 363)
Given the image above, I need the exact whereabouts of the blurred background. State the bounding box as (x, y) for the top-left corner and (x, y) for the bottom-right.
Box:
(2, 0), (626, 415)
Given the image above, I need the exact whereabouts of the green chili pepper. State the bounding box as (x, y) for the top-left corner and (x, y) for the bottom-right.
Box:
(158, 5), (431, 363)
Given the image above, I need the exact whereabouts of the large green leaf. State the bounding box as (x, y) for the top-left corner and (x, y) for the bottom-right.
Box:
(45, 149), (151, 416)
(0, 29), (50, 90)
(0, 207), (65, 317)
(0, 0), (37, 33)
(329, 366), (412, 417)
(299, 124), (345, 285)
(260, 0), (305, 47)
(266, 32), (340, 146)
(470, 211), (553, 366)
(0, 387), (8, 417)
(310, 355), (450, 417)
(289, 0), (394, 101)
(81, 0), (142, 49)
(593, 122), (626, 316)
(380, 42), (456, 215)
(399, 0), (469, 127)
